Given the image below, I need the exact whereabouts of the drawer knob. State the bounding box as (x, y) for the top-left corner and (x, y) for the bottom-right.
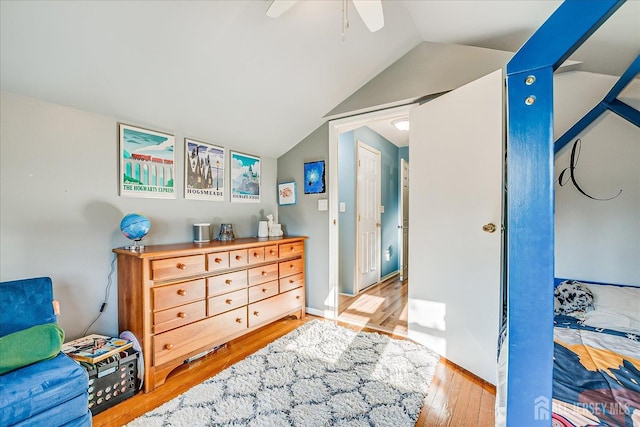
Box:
(177, 289), (187, 296)
(261, 271), (267, 276)
(225, 279), (232, 285)
(289, 279), (294, 283)
(235, 317), (243, 323)
(164, 344), (174, 350)
(290, 264), (294, 269)
(176, 263), (186, 270)
(235, 255), (242, 260)
(296, 295), (301, 300)
(270, 250), (275, 255)
(225, 299), (232, 304)
(177, 312), (186, 318)
(253, 311), (260, 316)
(262, 288), (267, 293)
(214, 257), (223, 264)
(253, 252), (259, 258)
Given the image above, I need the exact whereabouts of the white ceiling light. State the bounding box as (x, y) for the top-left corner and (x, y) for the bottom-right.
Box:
(392, 118), (410, 131)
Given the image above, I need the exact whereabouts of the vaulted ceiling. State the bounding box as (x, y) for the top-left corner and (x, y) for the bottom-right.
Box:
(1, 1), (638, 157)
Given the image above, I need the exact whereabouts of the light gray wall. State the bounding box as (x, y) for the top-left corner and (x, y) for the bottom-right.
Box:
(553, 72), (640, 285)
(325, 42), (514, 119)
(276, 124), (329, 315)
(0, 91), (278, 340)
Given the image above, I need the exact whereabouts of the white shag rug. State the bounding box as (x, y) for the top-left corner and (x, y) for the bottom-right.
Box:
(126, 320), (439, 427)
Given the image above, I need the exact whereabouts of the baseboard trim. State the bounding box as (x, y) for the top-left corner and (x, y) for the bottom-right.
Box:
(305, 307), (335, 320)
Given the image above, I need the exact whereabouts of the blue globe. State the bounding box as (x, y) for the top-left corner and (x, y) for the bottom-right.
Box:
(120, 213), (151, 242)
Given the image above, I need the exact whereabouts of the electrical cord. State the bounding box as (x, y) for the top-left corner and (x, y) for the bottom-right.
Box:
(82, 252), (117, 336)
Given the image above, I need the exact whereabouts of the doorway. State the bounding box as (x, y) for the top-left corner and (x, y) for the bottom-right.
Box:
(328, 105), (413, 336)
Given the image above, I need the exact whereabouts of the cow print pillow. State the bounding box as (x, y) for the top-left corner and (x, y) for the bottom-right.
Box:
(554, 280), (594, 317)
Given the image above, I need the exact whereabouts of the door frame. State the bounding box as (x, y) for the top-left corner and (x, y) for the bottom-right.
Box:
(328, 104), (415, 320)
(399, 158), (409, 281)
(356, 141), (382, 292)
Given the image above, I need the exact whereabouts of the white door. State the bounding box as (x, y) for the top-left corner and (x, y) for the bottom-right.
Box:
(400, 159), (409, 281)
(407, 69), (503, 384)
(357, 141), (381, 292)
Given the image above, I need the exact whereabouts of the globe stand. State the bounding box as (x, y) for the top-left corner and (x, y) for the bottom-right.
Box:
(126, 239), (145, 253)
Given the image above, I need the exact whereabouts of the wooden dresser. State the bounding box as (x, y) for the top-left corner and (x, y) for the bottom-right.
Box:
(113, 236), (306, 392)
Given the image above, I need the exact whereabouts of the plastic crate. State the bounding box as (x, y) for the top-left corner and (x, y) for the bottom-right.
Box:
(81, 347), (139, 415)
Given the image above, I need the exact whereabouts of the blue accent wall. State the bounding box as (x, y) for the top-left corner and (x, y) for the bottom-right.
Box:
(338, 131), (357, 294)
(398, 146), (409, 161)
(339, 127), (400, 295)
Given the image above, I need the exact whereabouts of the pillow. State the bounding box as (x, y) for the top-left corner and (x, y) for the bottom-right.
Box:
(0, 323), (64, 375)
(554, 280), (594, 317)
(582, 283), (640, 332)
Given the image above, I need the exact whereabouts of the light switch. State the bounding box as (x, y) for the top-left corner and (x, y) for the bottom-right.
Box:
(380, 205), (385, 213)
(339, 202), (346, 213)
(318, 199), (328, 211)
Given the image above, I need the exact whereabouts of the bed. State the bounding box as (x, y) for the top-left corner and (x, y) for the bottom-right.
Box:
(551, 279), (640, 426)
(503, 0), (640, 423)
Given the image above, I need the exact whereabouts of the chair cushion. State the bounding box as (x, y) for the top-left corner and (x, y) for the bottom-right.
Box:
(0, 353), (89, 426)
(0, 277), (56, 336)
(0, 323), (64, 375)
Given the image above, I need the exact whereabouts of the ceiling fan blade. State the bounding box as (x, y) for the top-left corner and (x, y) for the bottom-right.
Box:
(266, 0), (299, 18)
(352, 0), (384, 32)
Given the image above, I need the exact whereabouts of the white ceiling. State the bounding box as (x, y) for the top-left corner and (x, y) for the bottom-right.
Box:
(1, 1), (638, 156)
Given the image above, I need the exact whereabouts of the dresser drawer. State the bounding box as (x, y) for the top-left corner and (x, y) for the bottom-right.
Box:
(154, 300), (206, 334)
(248, 263), (279, 286)
(208, 288), (248, 316)
(207, 251), (230, 271)
(154, 307), (247, 366)
(229, 249), (248, 268)
(279, 258), (304, 278)
(207, 270), (248, 296)
(248, 288), (304, 328)
(264, 245), (279, 261)
(279, 272), (304, 293)
(248, 247), (265, 265)
(153, 279), (206, 311)
(152, 255), (205, 281)
(279, 241), (304, 259)
(248, 280), (278, 304)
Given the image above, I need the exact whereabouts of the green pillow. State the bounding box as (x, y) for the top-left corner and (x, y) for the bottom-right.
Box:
(0, 323), (65, 375)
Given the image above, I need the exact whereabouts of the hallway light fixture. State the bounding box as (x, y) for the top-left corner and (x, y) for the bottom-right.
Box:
(392, 118), (410, 131)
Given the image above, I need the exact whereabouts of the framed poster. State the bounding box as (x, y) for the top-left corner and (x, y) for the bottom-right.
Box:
(119, 123), (176, 199)
(304, 160), (326, 194)
(230, 151), (261, 203)
(184, 138), (225, 201)
(278, 181), (296, 205)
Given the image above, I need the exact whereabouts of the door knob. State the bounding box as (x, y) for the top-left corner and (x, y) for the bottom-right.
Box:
(482, 223), (497, 233)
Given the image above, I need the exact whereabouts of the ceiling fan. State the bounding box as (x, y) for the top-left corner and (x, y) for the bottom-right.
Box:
(266, 0), (384, 33)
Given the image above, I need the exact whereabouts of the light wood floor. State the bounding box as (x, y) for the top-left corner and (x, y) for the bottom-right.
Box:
(338, 275), (408, 335)
(93, 316), (495, 427)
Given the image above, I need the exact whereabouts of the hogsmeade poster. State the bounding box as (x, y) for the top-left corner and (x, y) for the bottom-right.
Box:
(119, 124), (176, 199)
(184, 138), (225, 201)
(231, 151), (261, 203)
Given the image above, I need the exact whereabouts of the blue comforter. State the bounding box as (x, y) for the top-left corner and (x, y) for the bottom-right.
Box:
(553, 316), (640, 426)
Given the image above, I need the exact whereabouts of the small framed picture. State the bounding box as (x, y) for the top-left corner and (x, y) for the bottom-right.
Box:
(278, 181), (296, 205)
(184, 138), (225, 201)
(304, 160), (326, 194)
(230, 151), (261, 203)
(119, 123), (176, 199)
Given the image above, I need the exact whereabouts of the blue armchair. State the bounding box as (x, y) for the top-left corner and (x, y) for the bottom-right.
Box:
(0, 277), (92, 426)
